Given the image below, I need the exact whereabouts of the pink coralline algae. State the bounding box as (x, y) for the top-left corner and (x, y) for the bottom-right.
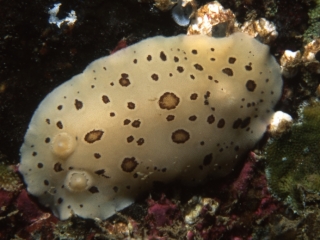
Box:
(253, 174), (279, 222)
(231, 152), (256, 198)
(0, 189), (15, 214)
(110, 38), (128, 54)
(15, 189), (49, 224)
(145, 194), (181, 236)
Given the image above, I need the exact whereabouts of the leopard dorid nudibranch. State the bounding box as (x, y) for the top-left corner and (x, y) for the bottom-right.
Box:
(19, 32), (282, 220)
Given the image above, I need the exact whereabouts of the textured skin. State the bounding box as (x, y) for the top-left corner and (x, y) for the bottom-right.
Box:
(19, 33), (282, 220)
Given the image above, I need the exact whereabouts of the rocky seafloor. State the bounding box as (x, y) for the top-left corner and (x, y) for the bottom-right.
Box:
(1, 0), (320, 239)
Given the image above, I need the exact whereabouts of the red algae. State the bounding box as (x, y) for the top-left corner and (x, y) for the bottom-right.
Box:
(15, 190), (50, 224)
(146, 195), (181, 227)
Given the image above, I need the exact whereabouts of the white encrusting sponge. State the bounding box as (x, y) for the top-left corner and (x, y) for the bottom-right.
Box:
(19, 32), (282, 220)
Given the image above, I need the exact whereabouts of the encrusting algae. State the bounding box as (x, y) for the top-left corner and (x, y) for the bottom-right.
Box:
(265, 100), (320, 212)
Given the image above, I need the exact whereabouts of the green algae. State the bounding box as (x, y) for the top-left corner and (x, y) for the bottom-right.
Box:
(303, 0), (320, 44)
(265, 101), (320, 212)
(0, 162), (22, 192)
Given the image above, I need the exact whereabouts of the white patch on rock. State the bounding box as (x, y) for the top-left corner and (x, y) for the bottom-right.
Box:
(269, 111), (293, 137)
(280, 50), (302, 78)
(48, 3), (77, 28)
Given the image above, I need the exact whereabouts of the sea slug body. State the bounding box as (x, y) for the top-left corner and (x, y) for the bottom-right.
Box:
(19, 32), (282, 220)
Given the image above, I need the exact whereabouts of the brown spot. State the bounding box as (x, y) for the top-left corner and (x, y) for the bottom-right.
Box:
(189, 115), (197, 121)
(58, 198), (63, 204)
(57, 105), (63, 110)
(192, 49), (198, 54)
(166, 115), (175, 121)
(127, 136), (134, 143)
(56, 121), (63, 129)
(110, 112), (115, 117)
(94, 153), (101, 159)
(208, 75), (213, 80)
(75, 99), (83, 110)
(102, 95), (110, 104)
(200, 141), (205, 146)
(113, 186), (118, 193)
(194, 63), (203, 71)
(124, 119), (131, 125)
(171, 129), (190, 144)
(103, 67), (106, 70)
(32, 152), (37, 156)
(190, 75), (195, 80)
(94, 169), (105, 175)
(121, 157), (138, 172)
(45, 137), (50, 143)
(210, 58), (215, 61)
(207, 115), (215, 124)
(147, 55), (152, 61)
(151, 73), (159, 81)
(222, 68), (233, 76)
(235, 146), (240, 151)
(174, 56), (179, 62)
(44, 180), (49, 186)
(190, 93), (198, 100)
(88, 186), (99, 194)
(132, 120), (141, 128)
(241, 117), (251, 128)
(177, 66), (184, 73)
(54, 162), (63, 172)
(214, 80), (219, 83)
(46, 119), (50, 124)
(217, 119), (225, 128)
(133, 59), (137, 64)
(162, 168), (167, 172)
(246, 80), (257, 92)
(160, 51), (167, 61)
(203, 153), (213, 166)
(245, 65), (252, 71)
(233, 118), (242, 129)
(84, 130), (104, 143)
(159, 92), (180, 110)
(211, 48), (215, 51)
(127, 102), (135, 109)
(37, 163), (43, 168)
(119, 73), (131, 87)
(94, 169), (110, 178)
(229, 57), (236, 64)
(137, 138), (144, 145)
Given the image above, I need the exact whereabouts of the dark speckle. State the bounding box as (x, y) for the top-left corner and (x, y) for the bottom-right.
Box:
(194, 64), (203, 71)
(160, 51), (167, 61)
(228, 57), (236, 64)
(222, 68), (233, 76)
